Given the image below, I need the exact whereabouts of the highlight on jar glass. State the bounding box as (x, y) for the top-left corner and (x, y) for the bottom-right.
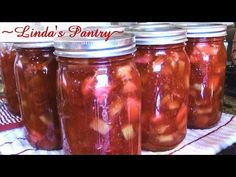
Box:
(0, 43), (20, 115)
(14, 42), (62, 150)
(127, 25), (190, 151)
(184, 24), (227, 129)
(54, 32), (141, 155)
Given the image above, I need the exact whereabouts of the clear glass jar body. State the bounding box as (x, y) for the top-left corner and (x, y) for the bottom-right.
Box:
(186, 37), (227, 129)
(15, 47), (61, 150)
(0, 43), (20, 115)
(135, 43), (190, 151)
(57, 54), (141, 154)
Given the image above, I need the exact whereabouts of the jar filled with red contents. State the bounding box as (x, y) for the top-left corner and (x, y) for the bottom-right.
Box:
(185, 24), (227, 129)
(14, 42), (61, 150)
(54, 33), (141, 155)
(127, 25), (190, 151)
(0, 43), (20, 115)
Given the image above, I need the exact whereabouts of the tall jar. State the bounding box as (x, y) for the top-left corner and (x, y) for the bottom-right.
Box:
(185, 24), (227, 129)
(127, 26), (190, 151)
(0, 43), (20, 115)
(54, 33), (141, 155)
(14, 42), (61, 150)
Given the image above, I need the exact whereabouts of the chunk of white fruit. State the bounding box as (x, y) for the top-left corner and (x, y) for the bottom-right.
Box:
(117, 65), (132, 80)
(90, 118), (112, 135)
(195, 100), (207, 106)
(157, 134), (174, 143)
(196, 107), (213, 114)
(39, 115), (51, 126)
(122, 124), (135, 140)
(109, 98), (124, 117)
(152, 58), (164, 72)
(168, 101), (180, 110)
(193, 83), (202, 91)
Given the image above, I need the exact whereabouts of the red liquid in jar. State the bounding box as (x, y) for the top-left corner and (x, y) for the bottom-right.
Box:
(0, 45), (20, 115)
(186, 37), (227, 129)
(15, 47), (61, 150)
(134, 43), (190, 151)
(57, 54), (141, 154)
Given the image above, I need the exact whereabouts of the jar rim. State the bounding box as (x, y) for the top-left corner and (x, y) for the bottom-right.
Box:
(126, 25), (187, 45)
(183, 23), (227, 38)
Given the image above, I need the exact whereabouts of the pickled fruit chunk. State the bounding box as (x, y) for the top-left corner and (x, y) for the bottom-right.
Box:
(196, 107), (213, 115)
(39, 115), (52, 126)
(196, 43), (218, 55)
(117, 65), (132, 80)
(157, 134), (174, 143)
(168, 101), (180, 110)
(127, 97), (140, 122)
(193, 83), (202, 91)
(109, 97), (124, 117)
(122, 124), (135, 140)
(89, 118), (112, 135)
(152, 58), (164, 72)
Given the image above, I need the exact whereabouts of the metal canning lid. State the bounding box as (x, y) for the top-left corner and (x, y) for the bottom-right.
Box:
(126, 25), (187, 45)
(54, 32), (136, 58)
(176, 23), (227, 38)
(13, 42), (54, 48)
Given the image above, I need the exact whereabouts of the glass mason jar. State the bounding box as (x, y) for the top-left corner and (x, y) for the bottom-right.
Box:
(14, 42), (61, 150)
(127, 26), (190, 151)
(127, 25), (190, 151)
(185, 24), (227, 129)
(0, 43), (20, 115)
(54, 33), (141, 155)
